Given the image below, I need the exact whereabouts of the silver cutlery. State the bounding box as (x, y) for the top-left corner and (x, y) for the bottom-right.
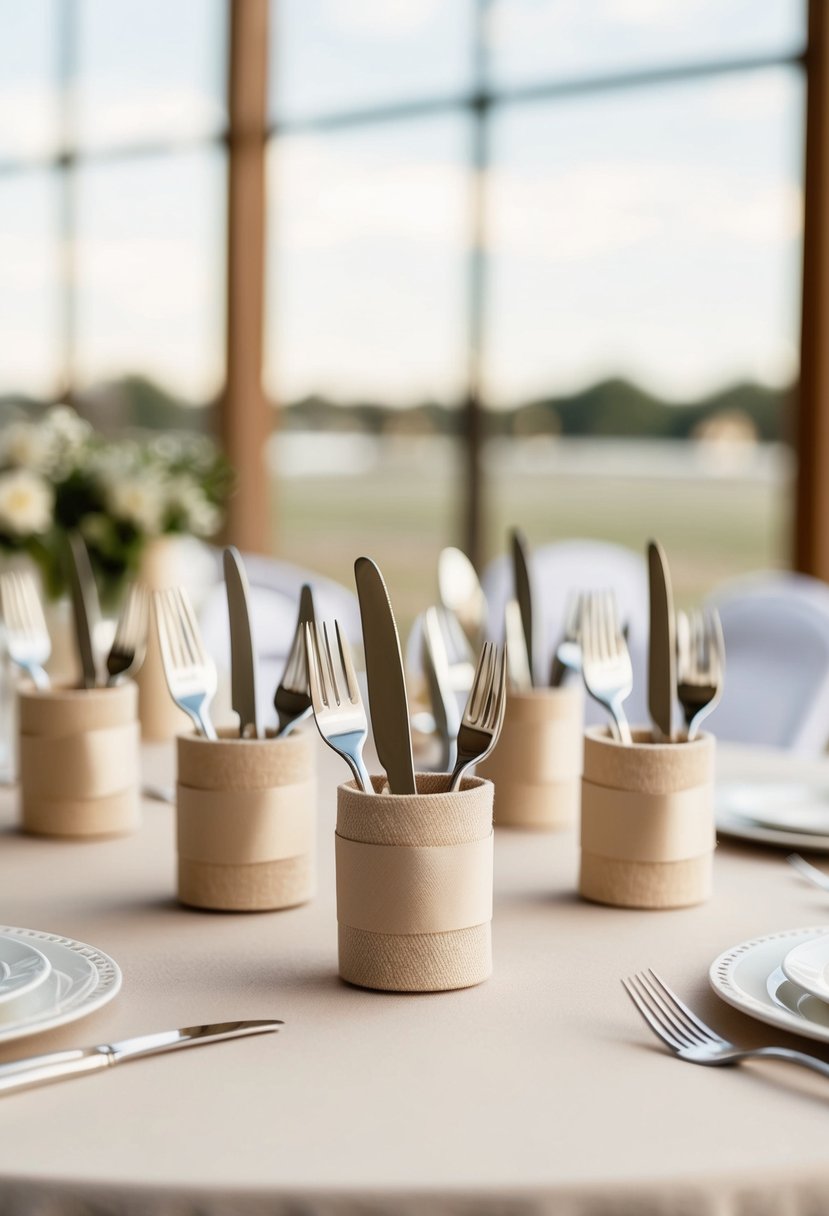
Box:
(0, 571), (51, 689)
(549, 591), (583, 687)
(0, 1019), (282, 1096)
(105, 583), (148, 686)
(449, 641), (507, 791)
(676, 607), (724, 740)
(306, 619), (372, 793)
(154, 586), (218, 740)
(273, 584), (315, 737)
(510, 528), (536, 686)
(354, 556), (416, 795)
(66, 532), (100, 689)
(504, 598), (532, 692)
(224, 547), (259, 738)
(787, 852), (829, 892)
(580, 590), (633, 744)
(623, 968), (829, 1081)
(437, 546), (487, 652)
(647, 539), (676, 742)
(422, 605), (460, 772)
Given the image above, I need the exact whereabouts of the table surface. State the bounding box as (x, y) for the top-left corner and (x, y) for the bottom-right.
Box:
(2, 739), (829, 1213)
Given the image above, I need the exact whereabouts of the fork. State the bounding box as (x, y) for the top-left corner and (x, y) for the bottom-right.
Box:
(153, 586), (218, 740)
(549, 591), (583, 687)
(273, 585), (315, 736)
(787, 852), (829, 893)
(676, 608), (724, 740)
(0, 570), (51, 689)
(106, 583), (148, 686)
(623, 968), (829, 1080)
(306, 620), (372, 793)
(448, 641), (507, 792)
(580, 590), (633, 744)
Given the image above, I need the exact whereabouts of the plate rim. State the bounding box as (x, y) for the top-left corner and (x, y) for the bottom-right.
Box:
(716, 778), (829, 850)
(781, 935), (829, 1003)
(0, 926), (121, 1045)
(0, 937), (51, 1007)
(710, 926), (829, 1044)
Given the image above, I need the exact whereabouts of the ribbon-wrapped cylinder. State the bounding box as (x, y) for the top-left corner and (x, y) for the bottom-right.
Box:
(18, 682), (140, 838)
(476, 686), (583, 830)
(176, 728), (316, 912)
(336, 772), (494, 993)
(579, 726), (716, 909)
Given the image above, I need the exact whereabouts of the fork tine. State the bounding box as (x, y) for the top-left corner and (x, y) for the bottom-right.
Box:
(622, 978), (684, 1052)
(176, 586), (205, 665)
(20, 574), (45, 636)
(321, 622), (342, 705)
(305, 622), (326, 713)
(153, 591), (176, 676)
(645, 969), (720, 1042)
(485, 646), (506, 731)
(632, 972), (703, 1047)
(467, 643), (490, 722)
(335, 622), (360, 705)
(314, 621), (337, 707)
(476, 644), (496, 725)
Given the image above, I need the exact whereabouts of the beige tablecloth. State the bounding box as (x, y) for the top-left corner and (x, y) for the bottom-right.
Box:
(1, 740), (829, 1215)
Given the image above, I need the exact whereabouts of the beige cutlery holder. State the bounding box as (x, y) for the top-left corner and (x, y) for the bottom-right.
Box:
(176, 728), (316, 912)
(336, 773), (494, 992)
(476, 686), (583, 830)
(18, 682), (140, 838)
(579, 726), (716, 909)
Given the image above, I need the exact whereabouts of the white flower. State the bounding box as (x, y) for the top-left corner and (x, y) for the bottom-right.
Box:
(163, 474), (221, 537)
(105, 475), (165, 535)
(0, 422), (52, 473)
(0, 469), (54, 537)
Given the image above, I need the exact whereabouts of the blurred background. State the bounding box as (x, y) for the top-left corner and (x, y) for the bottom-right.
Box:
(0, 0), (815, 633)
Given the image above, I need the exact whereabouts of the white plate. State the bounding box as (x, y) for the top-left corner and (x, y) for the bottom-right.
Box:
(781, 935), (829, 1004)
(0, 937), (51, 1011)
(716, 781), (829, 852)
(0, 927), (121, 1045)
(710, 926), (829, 1043)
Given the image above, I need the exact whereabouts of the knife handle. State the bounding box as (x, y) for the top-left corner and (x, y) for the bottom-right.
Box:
(0, 1045), (113, 1095)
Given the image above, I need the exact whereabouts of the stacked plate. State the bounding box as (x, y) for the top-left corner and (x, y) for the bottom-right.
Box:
(0, 927), (121, 1044)
(716, 779), (829, 851)
(711, 927), (829, 1044)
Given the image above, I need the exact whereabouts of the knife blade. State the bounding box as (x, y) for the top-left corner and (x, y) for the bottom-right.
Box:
(0, 1019), (282, 1096)
(66, 532), (100, 689)
(354, 556), (416, 794)
(224, 546), (259, 738)
(647, 539), (676, 741)
(510, 528), (535, 687)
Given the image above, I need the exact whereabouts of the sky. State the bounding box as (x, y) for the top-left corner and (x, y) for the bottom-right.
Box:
(0, 0), (808, 409)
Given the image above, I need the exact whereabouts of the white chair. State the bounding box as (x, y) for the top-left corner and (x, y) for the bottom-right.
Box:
(480, 539), (650, 726)
(199, 550), (360, 731)
(704, 572), (829, 754)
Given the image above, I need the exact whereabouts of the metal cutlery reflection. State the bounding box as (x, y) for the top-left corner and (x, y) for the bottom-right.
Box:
(580, 590), (633, 744)
(224, 547), (260, 738)
(787, 853), (829, 893)
(437, 546), (487, 652)
(273, 584), (315, 736)
(306, 620), (372, 793)
(154, 586), (218, 740)
(550, 591), (583, 687)
(449, 641), (507, 792)
(0, 1019), (282, 1096)
(510, 529), (536, 687)
(623, 968), (829, 1081)
(422, 605), (460, 772)
(0, 570), (51, 689)
(676, 608), (724, 740)
(66, 532), (100, 689)
(105, 583), (148, 686)
(504, 598), (532, 692)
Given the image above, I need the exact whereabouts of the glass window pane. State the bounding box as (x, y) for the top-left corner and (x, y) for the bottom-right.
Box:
(74, 150), (226, 415)
(266, 116), (469, 631)
(272, 0), (474, 122)
(485, 67), (804, 598)
(75, 0), (227, 151)
(489, 0), (806, 89)
(0, 0), (59, 162)
(0, 171), (61, 400)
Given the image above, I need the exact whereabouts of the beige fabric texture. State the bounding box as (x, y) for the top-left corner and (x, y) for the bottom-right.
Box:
(3, 743), (829, 1214)
(336, 772), (493, 991)
(477, 686), (583, 829)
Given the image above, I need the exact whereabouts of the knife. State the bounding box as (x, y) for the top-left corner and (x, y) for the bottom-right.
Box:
(504, 597), (532, 692)
(224, 546), (259, 738)
(0, 1019), (282, 1096)
(66, 532), (100, 689)
(510, 528), (535, 687)
(354, 556), (416, 794)
(647, 539), (676, 742)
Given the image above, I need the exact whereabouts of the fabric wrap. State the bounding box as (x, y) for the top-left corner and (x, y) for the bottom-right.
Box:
(336, 772), (494, 992)
(476, 685), (583, 829)
(175, 728), (316, 912)
(579, 725), (715, 909)
(18, 682), (139, 838)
